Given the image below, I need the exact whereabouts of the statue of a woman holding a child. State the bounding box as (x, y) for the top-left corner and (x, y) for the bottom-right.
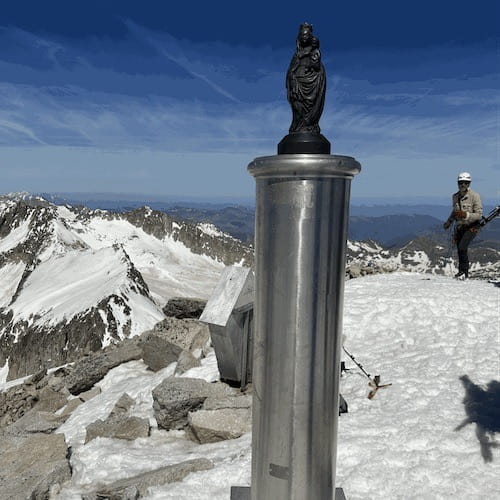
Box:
(278, 23), (330, 154)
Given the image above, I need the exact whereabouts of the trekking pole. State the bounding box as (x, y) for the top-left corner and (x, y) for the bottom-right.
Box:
(342, 346), (392, 399)
(342, 346), (372, 380)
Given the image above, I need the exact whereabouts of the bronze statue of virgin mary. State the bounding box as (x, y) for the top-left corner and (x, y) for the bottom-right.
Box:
(286, 23), (326, 134)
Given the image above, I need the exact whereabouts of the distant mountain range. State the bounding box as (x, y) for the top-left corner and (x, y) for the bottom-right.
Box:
(1, 193), (498, 382)
(39, 192), (499, 247)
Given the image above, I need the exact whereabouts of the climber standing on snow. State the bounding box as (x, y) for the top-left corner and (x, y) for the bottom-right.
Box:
(443, 172), (483, 279)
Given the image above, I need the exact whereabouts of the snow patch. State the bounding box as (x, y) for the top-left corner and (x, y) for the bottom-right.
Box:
(0, 261), (26, 308)
(0, 214), (32, 253)
(0, 358), (8, 384)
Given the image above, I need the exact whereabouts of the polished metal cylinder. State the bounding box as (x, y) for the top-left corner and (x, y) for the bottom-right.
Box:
(248, 154), (361, 500)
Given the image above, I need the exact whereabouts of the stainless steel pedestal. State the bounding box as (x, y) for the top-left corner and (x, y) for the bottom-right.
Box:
(230, 486), (347, 499)
(247, 154), (361, 500)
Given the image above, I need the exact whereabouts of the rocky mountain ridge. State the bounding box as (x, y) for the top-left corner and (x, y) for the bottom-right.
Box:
(1, 193), (498, 381)
(0, 194), (252, 380)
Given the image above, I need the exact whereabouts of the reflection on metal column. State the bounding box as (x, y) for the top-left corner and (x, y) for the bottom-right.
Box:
(248, 154), (361, 500)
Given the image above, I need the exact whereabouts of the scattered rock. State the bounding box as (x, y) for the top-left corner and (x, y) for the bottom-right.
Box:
(63, 339), (142, 395)
(0, 432), (71, 500)
(33, 385), (68, 413)
(202, 394), (252, 411)
(110, 393), (135, 417)
(149, 317), (210, 354)
(47, 375), (67, 393)
(85, 415), (150, 443)
(27, 368), (48, 386)
(163, 297), (207, 319)
(188, 408), (251, 444)
(60, 397), (84, 417)
(174, 350), (201, 375)
(78, 386), (102, 402)
(0, 382), (40, 428)
(91, 459), (214, 499)
(152, 377), (235, 431)
(4, 409), (67, 435)
(140, 333), (183, 372)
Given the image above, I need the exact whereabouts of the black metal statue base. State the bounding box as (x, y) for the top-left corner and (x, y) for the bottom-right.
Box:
(230, 486), (347, 499)
(278, 131), (331, 154)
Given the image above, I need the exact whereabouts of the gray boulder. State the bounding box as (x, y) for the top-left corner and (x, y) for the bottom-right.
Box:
(163, 297), (207, 319)
(149, 317), (210, 354)
(4, 409), (68, 435)
(89, 458), (213, 499)
(152, 377), (235, 430)
(0, 432), (71, 500)
(0, 381), (40, 428)
(33, 385), (68, 413)
(85, 393), (149, 443)
(174, 349), (201, 375)
(188, 408), (251, 444)
(109, 393), (135, 416)
(85, 415), (150, 443)
(202, 394), (252, 411)
(78, 386), (102, 402)
(140, 333), (183, 372)
(60, 397), (84, 417)
(63, 339), (142, 395)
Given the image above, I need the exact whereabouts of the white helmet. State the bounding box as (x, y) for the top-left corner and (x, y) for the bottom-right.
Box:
(457, 172), (471, 182)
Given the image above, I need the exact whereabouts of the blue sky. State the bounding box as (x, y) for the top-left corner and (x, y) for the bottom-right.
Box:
(0, 0), (498, 203)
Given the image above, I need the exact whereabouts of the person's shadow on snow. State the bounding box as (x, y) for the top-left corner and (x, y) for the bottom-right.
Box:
(455, 375), (500, 462)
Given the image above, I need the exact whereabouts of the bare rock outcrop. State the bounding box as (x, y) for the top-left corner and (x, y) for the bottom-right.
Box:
(85, 392), (150, 443)
(152, 377), (235, 431)
(139, 333), (183, 372)
(145, 317), (210, 355)
(163, 297), (207, 319)
(0, 432), (71, 500)
(63, 338), (142, 395)
(85, 458), (214, 500)
(188, 408), (251, 444)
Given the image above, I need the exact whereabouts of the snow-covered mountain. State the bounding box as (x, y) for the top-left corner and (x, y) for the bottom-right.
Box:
(346, 236), (499, 280)
(1, 192), (497, 381)
(0, 194), (253, 380)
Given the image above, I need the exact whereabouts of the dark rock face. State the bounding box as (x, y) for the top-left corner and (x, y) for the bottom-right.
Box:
(163, 297), (207, 319)
(2, 307), (106, 381)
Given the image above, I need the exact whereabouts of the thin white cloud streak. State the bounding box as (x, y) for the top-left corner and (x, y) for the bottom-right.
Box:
(124, 21), (241, 104)
(0, 118), (47, 145)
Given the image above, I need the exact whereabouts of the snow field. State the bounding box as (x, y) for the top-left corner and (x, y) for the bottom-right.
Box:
(52, 273), (500, 499)
(0, 214), (32, 253)
(0, 260), (25, 308)
(70, 216), (224, 305)
(337, 273), (499, 499)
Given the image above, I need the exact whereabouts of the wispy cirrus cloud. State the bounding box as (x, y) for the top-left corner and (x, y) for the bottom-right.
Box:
(0, 23), (498, 198)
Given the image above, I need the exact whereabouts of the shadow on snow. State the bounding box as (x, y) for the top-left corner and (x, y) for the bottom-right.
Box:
(455, 375), (500, 463)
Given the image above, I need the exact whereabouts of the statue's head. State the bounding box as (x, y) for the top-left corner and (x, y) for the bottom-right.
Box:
(298, 23), (313, 46)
